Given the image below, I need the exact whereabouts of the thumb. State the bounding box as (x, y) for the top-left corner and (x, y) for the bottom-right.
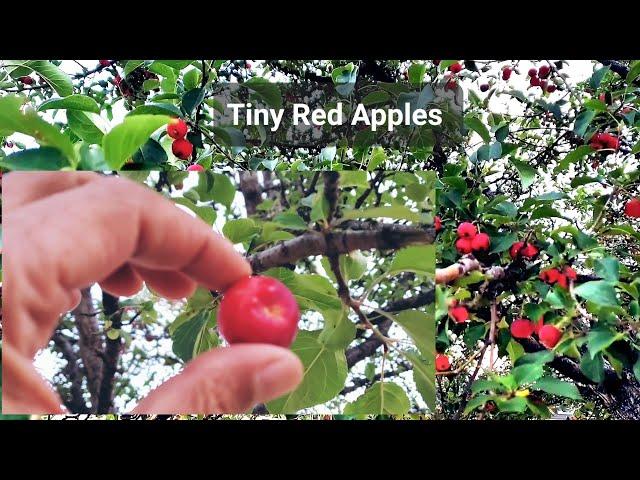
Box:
(131, 344), (303, 414)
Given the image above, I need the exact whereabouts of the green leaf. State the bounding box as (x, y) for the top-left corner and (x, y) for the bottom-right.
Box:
(183, 67), (201, 91)
(580, 352), (605, 383)
(463, 394), (495, 415)
(273, 212), (308, 231)
(626, 60), (640, 83)
(464, 115), (491, 143)
(403, 351), (435, 411)
(388, 245), (435, 277)
(532, 376), (582, 400)
(362, 90), (391, 106)
(496, 397), (528, 413)
(106, 329), (121, 340)
(633, 357), (640, 382)
(590, 66), (610, 89)
(171, 310), (218, 362)
(490, 231), (518, 254)
(102, 115), (170, 169)
(471, 379), (507, 394)
(267, 331), (348, 413)
(132, 138), (168, 166)
(573, 110), (596, 137)
(574, 281), (619, 307)
(341, 205), (421, 223)
(340, 171), (369, 188)
(223, 218), (260, 244)
(0, 95), (75, 160)
(77, 143), (109, 170)
(124, 60), (145, 77)
(24, 60), (73, 96)
(67, 111), (105, 145)
(182, 88), (206, 115)
(586, 329), (625, 359)
(367, 146), (387, 171)
(507, 339), (525, 364)
(530, 206), (563, 220)
(343, 382), (410, 415)
(393, 310), (434, 360)
(331, 63), (358, 97)
(156, 60), (193, 70)
(510, 158), (537, 188)
(512, 363), (545, 386)
(127, 103), (182, 117)
(407, 63), (427, 85)
(242, 77), (282, 109)
(583, 99), (608, 112)
(173, 197), (216, 225)
(594, 258), (619, 283)
(0, 147), (70, 171)
(38, 94), (100, 113)
(554, 145), (593, 173)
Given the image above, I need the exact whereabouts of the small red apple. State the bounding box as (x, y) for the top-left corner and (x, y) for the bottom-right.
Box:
(167, 118), (188, 139)
(172, 138), (193, 160)
(449, 305), (469, 323)
(448, 62), (463, 73)
(511, 318), (535, 339)
(563, 266), (577, 281)
(99, 60), (111, 67)
(435, 354), (451, 372)
(625, 198), (640, 218)
(502, 67), (512, 81)
(187, 164), (205, 172)
(456, 237), (473, 254)
(434, 216), (442, 232)
(530, 76), (541, 87)
(528, 68), (538, 77)
(457, 222), (477, 239)
(538, 65), (551, 79)
(217, 275), (300, 347)
(538, 324), (562, 349)
(546, 84), (557, 93)
(471, 232), (490, 251)
(19, 76), (34, 85)
(480, 83), (490, 92)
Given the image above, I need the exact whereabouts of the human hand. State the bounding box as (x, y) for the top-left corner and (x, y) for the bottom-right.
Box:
(2, 172), (302, 414)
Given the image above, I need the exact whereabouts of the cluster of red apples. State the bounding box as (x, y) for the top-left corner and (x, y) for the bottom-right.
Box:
(454, 222), (490, 255)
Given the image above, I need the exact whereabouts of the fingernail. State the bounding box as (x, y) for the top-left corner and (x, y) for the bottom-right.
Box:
(254, 357), (301, 401)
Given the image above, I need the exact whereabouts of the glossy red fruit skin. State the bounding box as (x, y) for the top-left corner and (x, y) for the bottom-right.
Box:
(187, 164), (205, 172)
(217, 276), (300, 347)
(509, 241), (525, 259)
(448, 62), (463, 73)
(511, 318), (535, 339)
(528, 68), (538, 77)
(457, 222), (477, 239)
(99, 60), (110, 66)
(471, 232), (490, 251)
(563, 266), (577, 281)
(167, 118), (188, 139)
(449, 305), (469, 323)
(600, 133), (619, 150)
(435, 354), (451, 372)
(538, 324), (562, 349)
(546, 84), (557, 93)
(533, 317), (544, 335)
(538, 65), (551, 79)
(521, 243), (539, 259)
(19, 76), (34, 85)
(445, 79), (457, 91)
(172, 138), (193, 160)
(455, 237), (473, 254)
(502, 68), (512, 80)
(530, 76), (541, 87)
(434, 215), (442, 232)
(625, 198), (640, 218)
(480, 83), (490, 92)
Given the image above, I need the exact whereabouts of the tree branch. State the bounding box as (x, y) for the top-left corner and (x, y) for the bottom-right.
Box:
(51, 330), (89, 413)
(250, 224), (435, 273)
(96, 291), (122, 414)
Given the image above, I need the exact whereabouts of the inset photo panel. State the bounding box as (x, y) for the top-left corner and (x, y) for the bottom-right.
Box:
(1, 170), (436, 417)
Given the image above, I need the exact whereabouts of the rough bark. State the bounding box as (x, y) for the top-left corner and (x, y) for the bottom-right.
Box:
(73, 287), (104, 411)
(51, 330), (89, 413)
(97, 291), (121, 414)
(238, 171), (262, 215)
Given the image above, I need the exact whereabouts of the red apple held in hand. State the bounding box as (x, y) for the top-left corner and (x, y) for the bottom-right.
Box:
(187, 164), (205, 172)
(167, 118), (188, 139)
(435, 354), (451, 372)
(471, 232), (490, 251)
(457, 222), (477, 239)
(538, 324), (562, 349)
(455, 237), (474, 255)
(172, 138), (193, 160)
(625, 198), (640, 218)
(511, 318), (535, 339)
(217, 275), (300, 347)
